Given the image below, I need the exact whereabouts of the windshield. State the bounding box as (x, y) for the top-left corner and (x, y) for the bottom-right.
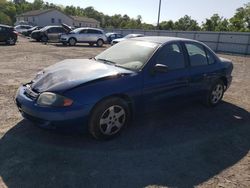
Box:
(41, 26), (50, 31)
(95, 40), (159, 71)
(71, 28), (84, 33)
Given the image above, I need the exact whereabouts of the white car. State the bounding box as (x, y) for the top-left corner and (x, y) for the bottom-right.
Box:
(60, 27), (107, 47)
(14, 25), (33, 34)
(111, 34), (144, 45)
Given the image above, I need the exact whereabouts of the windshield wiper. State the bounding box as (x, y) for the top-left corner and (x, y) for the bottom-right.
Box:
(96, 58), (117, 65)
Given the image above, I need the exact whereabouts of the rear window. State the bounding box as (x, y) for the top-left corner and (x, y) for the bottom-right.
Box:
(185, 43), (208, 67)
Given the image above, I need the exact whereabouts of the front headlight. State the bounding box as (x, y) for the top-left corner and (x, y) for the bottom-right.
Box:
(37, 92), (73, 107)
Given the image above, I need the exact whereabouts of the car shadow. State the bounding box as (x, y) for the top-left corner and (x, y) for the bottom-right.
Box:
(0, 101), (249, 188)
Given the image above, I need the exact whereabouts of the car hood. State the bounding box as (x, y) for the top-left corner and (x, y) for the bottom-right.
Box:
(31, 59), (134, 93)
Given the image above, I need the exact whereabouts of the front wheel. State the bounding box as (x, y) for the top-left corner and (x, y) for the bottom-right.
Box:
(6, 37), (16, 45)
(206, 80), (225, 107)
(89, 97), (130, 140)
(68, 38), (76, 46)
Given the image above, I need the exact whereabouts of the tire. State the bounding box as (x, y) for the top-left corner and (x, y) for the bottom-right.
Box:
(96, 39), (104, 47)
(68, 38), (76, 46)
(41, 36), (48, 42)
(6, 37), (16, 45)
(89, 97), (130, 140)
(205, 80), (225, 107)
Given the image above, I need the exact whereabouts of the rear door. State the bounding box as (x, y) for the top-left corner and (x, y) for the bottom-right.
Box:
(143, 42), (190, 109)
(87, 29), (100, 42)
(184, 42), (218, 96)
(46, 27), (57, 41)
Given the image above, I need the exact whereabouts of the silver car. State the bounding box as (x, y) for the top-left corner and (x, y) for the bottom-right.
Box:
(111, 34), (144, 45)
(60, 27), (107, 47)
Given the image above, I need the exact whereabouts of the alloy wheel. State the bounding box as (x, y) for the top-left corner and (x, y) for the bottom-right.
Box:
(99, 105), (126, 135)
(211, 83), (224, 104)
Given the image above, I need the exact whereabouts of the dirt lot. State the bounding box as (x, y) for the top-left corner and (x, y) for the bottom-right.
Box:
(0, 37), (249, 188)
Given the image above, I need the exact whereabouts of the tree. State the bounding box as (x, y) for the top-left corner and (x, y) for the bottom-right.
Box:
(32, 0), (44, 10)
(229, 3), (250, 32)
(202, 14), (229, 31)
(159, 20), (174, 30)
(174, 15), (200, 31)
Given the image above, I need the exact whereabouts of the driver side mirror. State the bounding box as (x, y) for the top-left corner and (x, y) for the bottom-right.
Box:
(153, 64), (169, 73)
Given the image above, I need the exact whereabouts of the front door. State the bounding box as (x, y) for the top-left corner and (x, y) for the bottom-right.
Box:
(143, 42), (190, 110)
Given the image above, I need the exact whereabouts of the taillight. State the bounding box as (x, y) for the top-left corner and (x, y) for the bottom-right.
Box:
(13, 31), (18, 35)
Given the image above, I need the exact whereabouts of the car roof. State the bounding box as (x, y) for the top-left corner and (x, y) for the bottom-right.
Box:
(0, 24), (13, 28)
(131, 36), (198, 44)
(74, 27), (103, 31)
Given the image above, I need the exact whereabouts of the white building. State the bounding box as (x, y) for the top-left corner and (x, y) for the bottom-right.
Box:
(16, 9), (100, 28)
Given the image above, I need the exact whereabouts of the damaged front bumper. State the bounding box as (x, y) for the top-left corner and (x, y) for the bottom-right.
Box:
(15, 84), (91, 129)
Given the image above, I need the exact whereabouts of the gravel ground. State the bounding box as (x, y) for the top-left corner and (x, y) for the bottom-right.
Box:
(0, 37), (249, 188)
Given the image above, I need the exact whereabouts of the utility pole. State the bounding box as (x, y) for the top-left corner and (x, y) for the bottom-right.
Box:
(157, 0), (162, 30)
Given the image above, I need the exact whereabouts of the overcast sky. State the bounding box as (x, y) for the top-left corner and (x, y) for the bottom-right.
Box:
(27, 0), (249, 24)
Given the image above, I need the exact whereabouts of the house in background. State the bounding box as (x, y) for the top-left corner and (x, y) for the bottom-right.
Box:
(16, 9), (100, 28)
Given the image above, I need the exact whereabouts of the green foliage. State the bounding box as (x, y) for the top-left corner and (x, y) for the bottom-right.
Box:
(159, 20), (174, 30)
(0, 0), (249, 32)
(229, 3), (250, 32)
(174, 15), (200, 31)
(202, 14), (229, 31)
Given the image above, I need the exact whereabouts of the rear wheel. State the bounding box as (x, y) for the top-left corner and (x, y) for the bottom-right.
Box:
(205, 80), (225, 107)
(68, 38), (76, 46)
(96, 39), (104, 47)
(89, 97), (130, 140)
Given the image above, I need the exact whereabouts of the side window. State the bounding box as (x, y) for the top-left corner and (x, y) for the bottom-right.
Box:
(47, 27), (56, 33)
(156, 43), (186, 70)
(185, 43), (208, 67)
(57, 27), (64, 33)
(79, 29), (87, 34)
(206, 49), (216, 64)
(51, 18), (55, 24)
(87, 29), (99, 34)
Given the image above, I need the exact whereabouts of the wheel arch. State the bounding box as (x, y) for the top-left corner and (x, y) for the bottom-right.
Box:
(68, 37), (77, 42)
(89, 93), (134, 118)
(219, 76), (228, 88)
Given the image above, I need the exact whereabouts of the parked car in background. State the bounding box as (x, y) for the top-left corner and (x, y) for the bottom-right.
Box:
(106, 32), (123, 44)
(15, 37), (233, 140)
(0, 24), (18, 45)
(14, 25), (33, 34)
(21, 26), (40, 36)
(31, 24), (71, 42)
(60, 27), (107, 47)
(111, 33), (144, 45)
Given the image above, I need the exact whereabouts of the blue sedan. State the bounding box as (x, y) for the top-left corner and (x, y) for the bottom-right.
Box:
(15, 37), (233, 139)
